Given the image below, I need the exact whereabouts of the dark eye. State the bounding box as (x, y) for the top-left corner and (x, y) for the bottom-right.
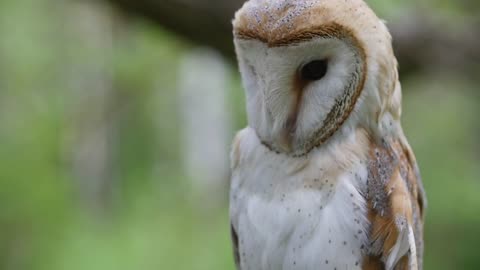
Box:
(300, 60), (328, 81)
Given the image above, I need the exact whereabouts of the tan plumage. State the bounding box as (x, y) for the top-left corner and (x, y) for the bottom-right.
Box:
(229, 0), (426, 269)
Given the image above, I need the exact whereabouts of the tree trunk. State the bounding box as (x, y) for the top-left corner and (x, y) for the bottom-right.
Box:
(63, 0), (118, 215)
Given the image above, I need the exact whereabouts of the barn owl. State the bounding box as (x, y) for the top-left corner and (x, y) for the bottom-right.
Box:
(229, 0), (426, 270)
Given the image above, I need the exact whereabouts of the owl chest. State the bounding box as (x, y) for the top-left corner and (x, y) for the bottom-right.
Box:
(230, 154), (369, 270)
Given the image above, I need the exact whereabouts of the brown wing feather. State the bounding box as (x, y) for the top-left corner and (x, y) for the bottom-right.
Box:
(363, 138), (425, 270)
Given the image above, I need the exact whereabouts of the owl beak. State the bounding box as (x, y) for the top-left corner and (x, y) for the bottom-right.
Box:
(277, 131), (293, 152)
(267, 78), (304, 153)
(275, 77), (305, 153)
(275, 115), (296, 153)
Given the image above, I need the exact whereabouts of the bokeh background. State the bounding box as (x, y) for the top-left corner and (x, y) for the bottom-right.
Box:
(0, 0), (479, 269)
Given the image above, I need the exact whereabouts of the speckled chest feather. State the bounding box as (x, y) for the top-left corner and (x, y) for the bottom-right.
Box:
(230, 128), (425, 270)
(230, 128), (370, 270)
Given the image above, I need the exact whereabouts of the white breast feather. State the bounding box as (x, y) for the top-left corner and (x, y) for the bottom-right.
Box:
(230, 128), (371, 270)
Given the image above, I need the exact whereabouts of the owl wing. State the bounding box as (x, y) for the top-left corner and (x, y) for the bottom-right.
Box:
(230, 132), (242, 270)
(231, 224), (241, 269)
(363, 138), (426, 270)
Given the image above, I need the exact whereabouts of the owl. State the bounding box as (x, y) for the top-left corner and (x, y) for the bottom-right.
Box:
(229, 0), (426, 270)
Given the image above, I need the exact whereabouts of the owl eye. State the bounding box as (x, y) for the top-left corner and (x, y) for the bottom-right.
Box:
(300, 60), (328, 81)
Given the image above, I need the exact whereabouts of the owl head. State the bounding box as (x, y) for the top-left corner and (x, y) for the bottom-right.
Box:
(233, 0), (402, 156)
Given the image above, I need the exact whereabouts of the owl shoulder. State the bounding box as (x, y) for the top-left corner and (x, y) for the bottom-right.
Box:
(363, 137), (426, 270)
(230, 130), (243, 171)
(230, 127), (264, 171)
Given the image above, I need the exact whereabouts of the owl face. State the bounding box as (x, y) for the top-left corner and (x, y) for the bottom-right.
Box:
(233, 0), (399, 156)
(235, 34), (365, 155)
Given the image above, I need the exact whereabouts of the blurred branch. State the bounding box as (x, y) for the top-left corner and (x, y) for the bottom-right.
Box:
(389, 14), (480, 77)
(105, 0), (480, 77)
(105, 0), (240, 56)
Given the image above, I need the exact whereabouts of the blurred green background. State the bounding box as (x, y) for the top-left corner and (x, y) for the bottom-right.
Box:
(0, 0), (478, 269)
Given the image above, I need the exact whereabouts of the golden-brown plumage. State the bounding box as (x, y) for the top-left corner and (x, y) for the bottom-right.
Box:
(365, 139), (425, 269)
(230, 0), (426, 269)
